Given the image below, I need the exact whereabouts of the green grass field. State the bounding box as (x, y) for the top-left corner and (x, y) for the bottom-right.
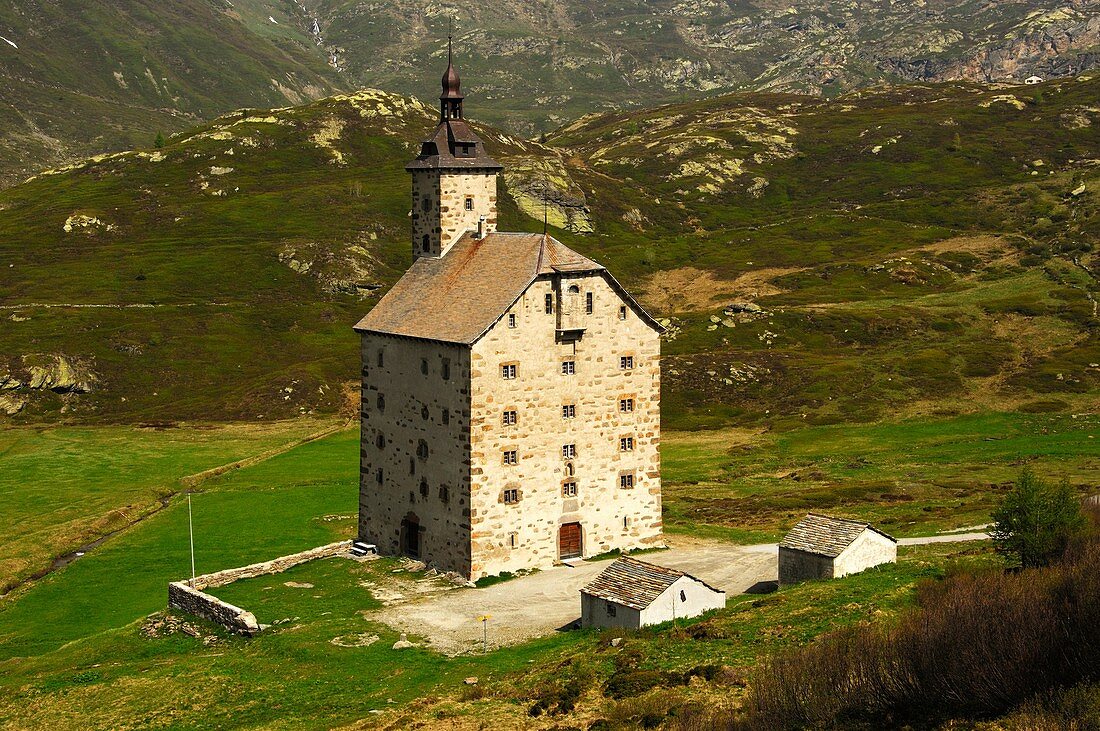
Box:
(0, 409), (1094, 727)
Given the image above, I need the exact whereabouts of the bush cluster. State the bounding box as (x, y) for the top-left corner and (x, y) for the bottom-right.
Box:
(742, 534), (1100, 729)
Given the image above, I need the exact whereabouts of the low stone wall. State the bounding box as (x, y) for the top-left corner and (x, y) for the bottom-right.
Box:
(167, 540), (352, 634)
(191, 540), (352, 590)
(168, 581), (259, 636)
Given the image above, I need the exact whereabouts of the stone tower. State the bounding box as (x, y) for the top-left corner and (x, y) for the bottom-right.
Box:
(406, 38), (503, 259)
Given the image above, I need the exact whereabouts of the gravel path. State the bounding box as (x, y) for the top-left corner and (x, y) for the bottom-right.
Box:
(369, 531), (990, 655)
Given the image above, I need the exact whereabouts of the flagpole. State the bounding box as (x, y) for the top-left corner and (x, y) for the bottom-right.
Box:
(188, 493), (196, 587)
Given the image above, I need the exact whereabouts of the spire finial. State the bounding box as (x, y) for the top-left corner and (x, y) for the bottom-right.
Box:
(440, 19), (463, 119)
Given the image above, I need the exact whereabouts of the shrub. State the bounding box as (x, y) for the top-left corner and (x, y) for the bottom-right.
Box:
(991, 468), (1086, 568)
(739, 535), (1100, 729)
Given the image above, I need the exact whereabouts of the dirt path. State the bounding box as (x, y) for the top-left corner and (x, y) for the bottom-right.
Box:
(369, 531), (991, 655)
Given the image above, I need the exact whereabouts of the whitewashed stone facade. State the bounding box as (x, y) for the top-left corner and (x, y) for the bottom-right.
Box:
(778, 514), (897, 585)
(354, 50), (664, 580)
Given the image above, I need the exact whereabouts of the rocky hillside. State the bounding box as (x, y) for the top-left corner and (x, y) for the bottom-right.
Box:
(0, 75), (1096, 427)
(1, 0), (1098, 185)
(298, 0), (1100, 133)
(0, 0), (343, 187)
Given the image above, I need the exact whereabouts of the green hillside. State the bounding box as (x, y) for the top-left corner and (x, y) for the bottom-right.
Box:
(0, 0), (342, 187)
(1, 76), (1096, 429)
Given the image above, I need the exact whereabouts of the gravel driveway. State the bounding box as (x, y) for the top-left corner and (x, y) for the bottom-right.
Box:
(368, 531), (989, 655)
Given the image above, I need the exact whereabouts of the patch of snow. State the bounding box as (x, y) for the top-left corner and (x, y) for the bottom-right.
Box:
(0, 35), (17, 49)
(269, 15), (278, 24)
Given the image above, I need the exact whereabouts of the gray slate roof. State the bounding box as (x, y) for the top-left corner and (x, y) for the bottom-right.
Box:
(779, 513), (896, 558)
(354, 231), (662, 345)
(581, 556), (722, 611)
(405, 118), (502, 171)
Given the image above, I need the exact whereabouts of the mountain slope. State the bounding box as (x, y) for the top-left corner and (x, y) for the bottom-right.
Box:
(299, 0), (1100, 133)
(0, 77), (1096, 427)
(0, 0), (344, 187)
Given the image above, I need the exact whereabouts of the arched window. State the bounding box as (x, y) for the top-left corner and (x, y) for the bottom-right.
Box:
(422, 234), (430, 251)
(417, 440), (429, 459)
(565, 462), (575, 477)
(568, 284), (580, 294)
(375, 433), (384, 449)
(420, 479), (429, 498)
(376, 394), (385, 411)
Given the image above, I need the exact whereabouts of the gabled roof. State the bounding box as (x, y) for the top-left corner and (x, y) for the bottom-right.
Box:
(581, 556), (723, 611)
(354, 232), (662, 345)
(780, 514), (896, 559)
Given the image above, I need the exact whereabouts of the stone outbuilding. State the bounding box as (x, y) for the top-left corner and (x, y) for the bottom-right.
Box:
(778, 514), (897, 585)
(580, 556), (725, 629)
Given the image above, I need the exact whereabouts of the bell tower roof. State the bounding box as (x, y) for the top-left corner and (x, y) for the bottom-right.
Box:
(406, 34), (502, 172)
(440, 36), (463, 101)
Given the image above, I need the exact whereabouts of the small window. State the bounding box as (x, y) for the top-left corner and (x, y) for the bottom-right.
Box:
(562, 444), (576, 459)
(377, 394), (385, 411)
(421, 358), (429, 375)
(619, 305), (627, 320)
(568, 284), (580, 295)
(680, 590), (687, 603)
(375, 468), (383, 485)
(623, 516), (631, 529)
(562, 481), (577, 497)
(620, 398), (634, 413)
(561, 360), (575, 376)
(562, 404), (576, 419)
(440, 485), (450, 503)
(502, 410), (518, 426)
(620, 356), (634, 370)
(420, 479), (429, 498)
(501, 363), (517, 380)
(606, 601), (617, 617)
(464, 196), (474, 211)
(421, 196), (431, 212)
(421, 405), (430, 420)
(508, 532), (518, 547)
(503, 488), (519, 505)
(620, 436), (634, 452)
(586, 292), (593, 314)
(422, 234), (430, 252)
(442, 408), (450, 425)
(545, 293), (554, 314)
(620, 473), (635, 489)
(376, 433), (385, 449)
(409, 456), (415, 475)
(565, 462), (575, 477)
(503, 450), (518, 465)
(508, 313), (517, 329)
(417, 440), (429, 459)
(442, 358), (451, 380)
(377, 350), (384, 367)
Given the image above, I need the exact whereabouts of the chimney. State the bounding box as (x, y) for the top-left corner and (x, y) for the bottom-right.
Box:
(477, 215), (486, 239)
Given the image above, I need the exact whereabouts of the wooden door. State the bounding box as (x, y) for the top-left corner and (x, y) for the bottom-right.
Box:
(559, 523), (582, 560)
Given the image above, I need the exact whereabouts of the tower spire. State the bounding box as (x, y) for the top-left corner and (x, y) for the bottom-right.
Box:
(440, 22), (464, 121)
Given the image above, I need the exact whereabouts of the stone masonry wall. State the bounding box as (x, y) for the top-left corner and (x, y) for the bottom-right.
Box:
(410, 170), (498, 259)
(190, 540), (352, 590)
(166, 540), (351, 634)
(778, 547), (835, 585)
(468, 272), (663, 579)
(168, 582), (259, 635)
(358, 334), (473, 576)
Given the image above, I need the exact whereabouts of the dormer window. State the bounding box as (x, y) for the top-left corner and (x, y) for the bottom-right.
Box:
(455, 143), (473, 158)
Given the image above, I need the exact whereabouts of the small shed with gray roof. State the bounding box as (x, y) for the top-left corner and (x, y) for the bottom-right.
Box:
(779, 514), (897, 585)
(580, 556), (726, 629)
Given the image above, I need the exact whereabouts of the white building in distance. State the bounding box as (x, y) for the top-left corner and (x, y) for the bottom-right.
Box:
(778, 513), (897, 585)
(581, 556), (726, 629)
(353, 42), (664, 581)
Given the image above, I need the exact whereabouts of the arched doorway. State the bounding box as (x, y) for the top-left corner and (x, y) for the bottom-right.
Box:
(401, 513), (421, 559)
(559, 522), (582, 560)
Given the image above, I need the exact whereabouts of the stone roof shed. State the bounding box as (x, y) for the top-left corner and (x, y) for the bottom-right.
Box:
(778, 514), (896, 585)
(580, 556), (725, 629)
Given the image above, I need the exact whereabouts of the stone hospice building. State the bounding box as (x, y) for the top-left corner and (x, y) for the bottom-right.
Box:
(353, 44), (664, 580)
